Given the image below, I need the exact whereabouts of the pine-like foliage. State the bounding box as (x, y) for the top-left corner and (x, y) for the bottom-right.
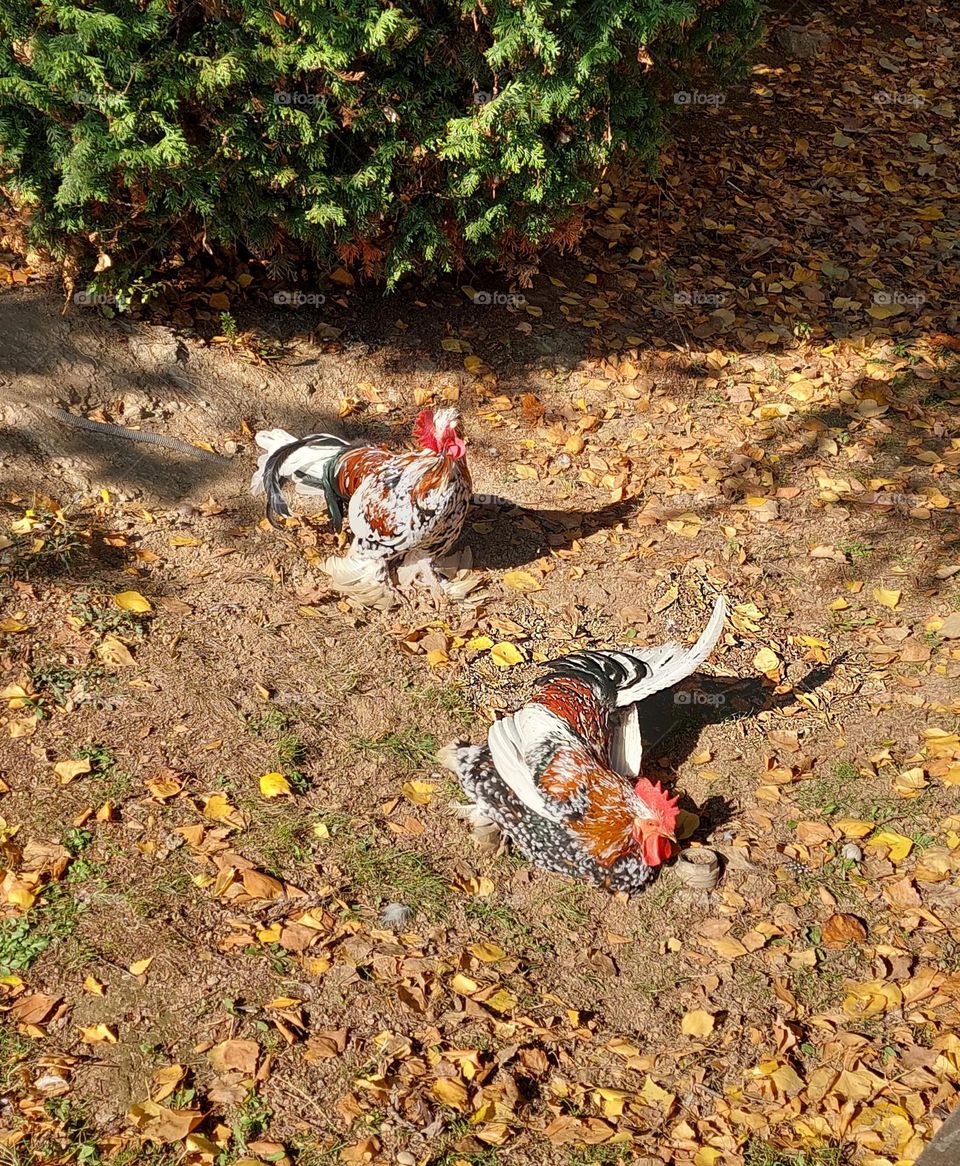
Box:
(0, 0), (761, 286)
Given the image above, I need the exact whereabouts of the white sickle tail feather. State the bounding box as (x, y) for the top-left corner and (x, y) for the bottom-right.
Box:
(614, 593), (726, 706)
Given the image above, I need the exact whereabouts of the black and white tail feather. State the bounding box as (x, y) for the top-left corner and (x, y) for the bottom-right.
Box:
(539, 593), (727, 710)
(250, 428), (350, 527)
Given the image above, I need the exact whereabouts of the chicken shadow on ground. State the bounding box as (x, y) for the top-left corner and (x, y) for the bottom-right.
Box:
(461, 497), (637, 570)
(637, 661), (842, 837)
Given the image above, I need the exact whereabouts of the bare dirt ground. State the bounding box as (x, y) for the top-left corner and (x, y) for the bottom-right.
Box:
(1, 1), (959, 1165)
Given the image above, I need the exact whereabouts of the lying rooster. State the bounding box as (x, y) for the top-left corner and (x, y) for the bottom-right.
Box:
(251, 407), (473, 608)
(440, 595), (726, 893)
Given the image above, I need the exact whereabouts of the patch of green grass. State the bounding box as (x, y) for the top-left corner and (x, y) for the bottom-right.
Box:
(0, 1020), (34, 1089)
(74, 742), (116, 773)
(463, 900), (553, 956)
(419, 682), (474, 728)
(252, 811), (316, 877)
(6, 506), (88, 573)
(225, 1089), (273, 1157)
(0, 884), (87, 975)
(63, 828), (93, 855)
(839, 541), (872, 562)
(547, 882), (592, 931)
(69, 590), (147, 638)
(832, 760), (858, 783)
(340, 835), (451, 918)
(247, 708), (310, 793)
(28, 659), (107, 714)
(352, 726), (437, 771)
(745, 1142), (846, 1166)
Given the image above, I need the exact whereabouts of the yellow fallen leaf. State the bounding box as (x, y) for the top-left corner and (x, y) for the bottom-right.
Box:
(83, 975), (105, 995)
(54, 758), (92, 784)
(169, 536), (203, 548)
(128, 957), (153, 976)
(451, 973), (480, 995)
(432, 1078), (469, 1111)
(753, 646), (781, 676)
(259, 772), (292, 799)
(113, 590), (153, 614)
(640, 1076), (674, 1108)
(0, 619), (30, 634)
(490, 642), (524, 668)
(835, 818), (875, 838)
(483, 987), (517, 1014)
(466, 635), (494, 651)
(695, 1150), (724, 1166)
(593, 1087), (630, 1119)
(96, 635), (136, 667)
(869, 830), (913, 862)
(873, 587), (902, 609)
(469, 942), (506, 963)
(502, 570), (543, 593)
(202, 793), (239, 822)
(402, 780), (435, 806)
(680, 1009), (715, 1038)
(80, 1023), (118, 1044)
(3, 877), (36, 911)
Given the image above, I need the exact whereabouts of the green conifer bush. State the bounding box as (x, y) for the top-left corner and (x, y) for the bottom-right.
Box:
(0, 0), (761, 287)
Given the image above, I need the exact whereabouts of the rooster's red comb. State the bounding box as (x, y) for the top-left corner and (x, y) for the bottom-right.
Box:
(413, 408), (438, 451)
(633, 778), (680, 829)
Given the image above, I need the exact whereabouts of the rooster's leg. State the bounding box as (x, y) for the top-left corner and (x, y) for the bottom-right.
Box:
(397, 558), (447, 608)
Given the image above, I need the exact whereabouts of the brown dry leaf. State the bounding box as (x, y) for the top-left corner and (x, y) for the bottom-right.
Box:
(130, 1100), (204, 1144)
(207, 1039), (259, 1076)
(96, 635), (136, 667)
(821, 913), (867, 948)
(54, 757), (92, 784)
(10, 993), (61, 1026)
(340, 1138), (381, 1164)
(241, 869), (284, 900)
(305, 1028), (348, 1061)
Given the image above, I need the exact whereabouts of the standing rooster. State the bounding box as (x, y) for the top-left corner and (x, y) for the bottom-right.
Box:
(250, 408), (472, 608)
(439, 595), (726, 893)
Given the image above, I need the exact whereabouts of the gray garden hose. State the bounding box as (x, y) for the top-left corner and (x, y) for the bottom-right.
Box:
(37, 404), (229, 464)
